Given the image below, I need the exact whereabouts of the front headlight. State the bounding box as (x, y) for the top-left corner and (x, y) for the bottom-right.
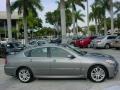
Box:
(105, 59), (115, 64)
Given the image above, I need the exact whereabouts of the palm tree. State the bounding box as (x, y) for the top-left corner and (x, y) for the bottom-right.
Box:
(89, 4), (103, 35)
(87, 0), (90, 36)
(60, 0), (67, 44)
(6, 0), (12, 42)
(109, 0), (114, 35)
(11, 0), (43, 45)
(114, 1), (120, 14)
(95, 0), (115, 35)
(67, 0), (86, 35)
(75, 10), (85, 34)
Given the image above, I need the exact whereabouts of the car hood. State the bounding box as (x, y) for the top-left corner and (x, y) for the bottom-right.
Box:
(84, 52), (114, 60)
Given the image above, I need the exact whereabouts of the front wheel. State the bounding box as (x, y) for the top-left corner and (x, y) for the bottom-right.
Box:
(88, 65), (107, 82)
(17, 68), (33, 83)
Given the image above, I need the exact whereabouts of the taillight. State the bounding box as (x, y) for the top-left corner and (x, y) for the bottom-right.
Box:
(97, 40), (101, 43)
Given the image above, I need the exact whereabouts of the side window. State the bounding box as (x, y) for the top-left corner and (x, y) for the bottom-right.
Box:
(50, 47), (71, 57)
(118, 36), (120, 39)
(107, 36), (116, 39)
(29, 47), (48, 57)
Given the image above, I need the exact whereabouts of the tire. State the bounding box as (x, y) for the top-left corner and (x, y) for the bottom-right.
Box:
(88, 65), (107, 82)
(116, 47), (120, 50)
(105, 44), (110, 49)
(17, 68), (33, 83)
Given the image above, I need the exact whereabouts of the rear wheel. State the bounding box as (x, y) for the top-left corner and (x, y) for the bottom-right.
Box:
(17, 68), (33, 83)
(105, 44), (110, 49)
(88, 65), (107, 82)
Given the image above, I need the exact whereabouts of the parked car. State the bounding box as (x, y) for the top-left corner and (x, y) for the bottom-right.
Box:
(4, 45), (118, 83)
(69, 35), (86, 44)
(1, 42), (24, 54)
(91, 35), (117, 49)
(111, 36), (120, 49)
(72, 36), (97, 48)
(50, 38), (61, 44)
(27, 40), (48, 48)
(0, 43), (6, 58)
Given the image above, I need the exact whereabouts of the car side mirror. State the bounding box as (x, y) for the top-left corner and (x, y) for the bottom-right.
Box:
(67, 55), (75, 59)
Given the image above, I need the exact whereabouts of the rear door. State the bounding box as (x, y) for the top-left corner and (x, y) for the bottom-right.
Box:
(26, 47), (51, 75)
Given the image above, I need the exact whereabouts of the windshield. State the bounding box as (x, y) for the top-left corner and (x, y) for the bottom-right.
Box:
(66, 45), (87, 56)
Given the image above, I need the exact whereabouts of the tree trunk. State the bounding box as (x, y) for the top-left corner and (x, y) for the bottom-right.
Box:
(72, 8), (76, 35)
(104, 18), (107, 35)
(87, 0), (90, 36)
(6, 0), (12, 42)
(95, 19), (98, 35)
(76, 22), (79, 35)
(110, 0), (114, 35)
(23, 17), (28, 45)
(60, 0), (67, 44)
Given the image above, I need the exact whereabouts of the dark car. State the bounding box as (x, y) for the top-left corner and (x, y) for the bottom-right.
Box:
(1, 42), (24, 55)
(0, 43), (6, 58)
(50, 38), (61, 44)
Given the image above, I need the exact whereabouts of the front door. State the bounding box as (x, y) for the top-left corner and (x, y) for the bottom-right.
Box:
(50, 47), (81, 76)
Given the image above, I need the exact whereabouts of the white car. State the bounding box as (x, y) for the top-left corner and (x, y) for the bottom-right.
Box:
(92, 35), (117, 49)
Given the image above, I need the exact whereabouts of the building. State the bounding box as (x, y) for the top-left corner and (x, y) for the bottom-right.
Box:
(0, 11), (21, 37)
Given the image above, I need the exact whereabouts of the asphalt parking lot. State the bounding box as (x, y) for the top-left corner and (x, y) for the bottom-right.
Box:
(0, 48), (120, 90)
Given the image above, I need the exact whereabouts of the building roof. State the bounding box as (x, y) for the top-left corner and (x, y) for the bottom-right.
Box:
(0, 11), (21, 19)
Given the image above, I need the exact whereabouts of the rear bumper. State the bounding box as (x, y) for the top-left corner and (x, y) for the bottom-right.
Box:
(93, 43), (105, 48)
(4, 66), (16, 76)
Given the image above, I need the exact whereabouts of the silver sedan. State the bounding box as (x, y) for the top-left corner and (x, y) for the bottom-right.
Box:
(4, 45), (119, 83)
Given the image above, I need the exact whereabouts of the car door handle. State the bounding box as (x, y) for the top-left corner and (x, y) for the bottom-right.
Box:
(53, 59), (56, 62)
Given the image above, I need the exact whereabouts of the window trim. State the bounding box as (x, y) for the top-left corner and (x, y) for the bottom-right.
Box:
(25, 47), (49, 57)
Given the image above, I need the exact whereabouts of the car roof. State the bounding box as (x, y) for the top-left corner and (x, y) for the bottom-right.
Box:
(25, 44), (63, 50)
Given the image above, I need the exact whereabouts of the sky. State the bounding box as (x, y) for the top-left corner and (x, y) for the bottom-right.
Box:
(0, 0), (118, 28)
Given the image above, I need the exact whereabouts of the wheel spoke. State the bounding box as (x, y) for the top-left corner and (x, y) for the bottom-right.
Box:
(18, 69), (31, 82)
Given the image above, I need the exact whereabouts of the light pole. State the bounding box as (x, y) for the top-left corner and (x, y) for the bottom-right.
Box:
(60, 0), (67, 44)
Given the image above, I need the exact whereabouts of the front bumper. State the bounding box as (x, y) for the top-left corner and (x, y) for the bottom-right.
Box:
(108, 62), (119, 78)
